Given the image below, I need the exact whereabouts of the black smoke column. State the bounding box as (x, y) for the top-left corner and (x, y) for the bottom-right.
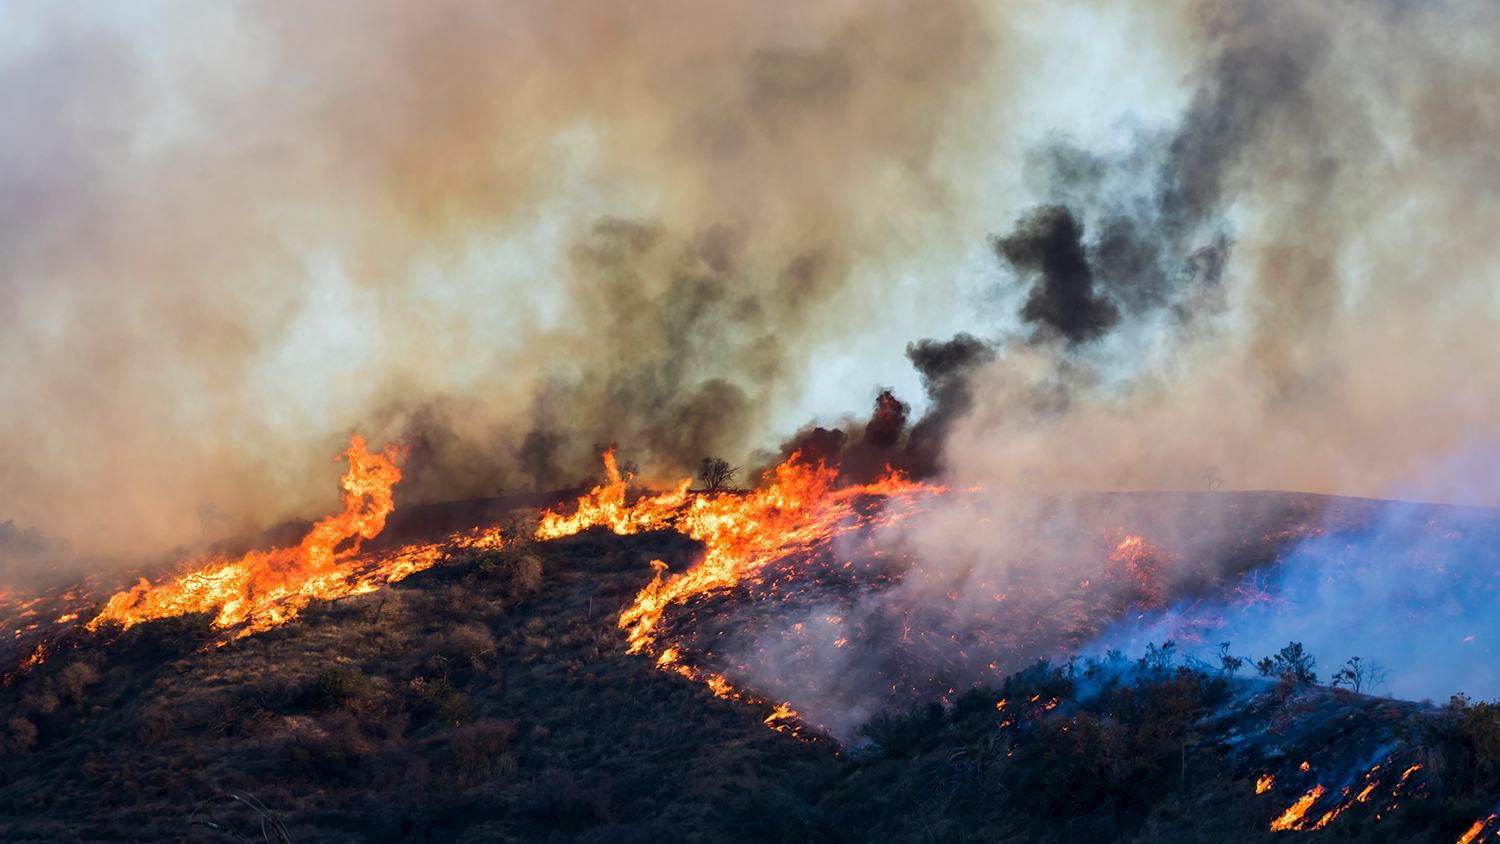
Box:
(994, 205), (1118, 344)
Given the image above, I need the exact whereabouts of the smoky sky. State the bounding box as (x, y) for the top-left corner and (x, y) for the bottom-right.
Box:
(0, 0), (999, 560)
(3, 0), (1500, 570)
(948, 0), (1500, 506)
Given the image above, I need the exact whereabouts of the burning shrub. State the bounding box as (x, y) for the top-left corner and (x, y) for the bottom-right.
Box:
(1002, 658), (1076, 703)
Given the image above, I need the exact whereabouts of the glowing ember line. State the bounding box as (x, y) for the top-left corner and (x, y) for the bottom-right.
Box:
(1271, 784), (1327, 831)
(1310, 787), (1352, 829)
(1457, 815), (1495, 844)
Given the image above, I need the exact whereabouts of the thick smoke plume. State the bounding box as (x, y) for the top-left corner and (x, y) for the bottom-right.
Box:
(701, 0), (1500, 725)
(0, 0), (999, 563)
(945, 0), (1500, 503)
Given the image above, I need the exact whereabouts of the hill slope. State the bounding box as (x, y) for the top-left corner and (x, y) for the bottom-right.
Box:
(1, 492), (1498, 843)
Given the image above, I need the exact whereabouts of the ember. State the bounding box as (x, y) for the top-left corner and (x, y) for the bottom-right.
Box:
(1270, 784), (1326, 831)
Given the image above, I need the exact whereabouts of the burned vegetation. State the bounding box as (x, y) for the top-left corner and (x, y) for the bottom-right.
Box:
(1, 505), (1499, 843)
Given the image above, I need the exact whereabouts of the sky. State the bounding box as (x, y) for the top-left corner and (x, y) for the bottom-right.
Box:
(1, 0), (1498, 563)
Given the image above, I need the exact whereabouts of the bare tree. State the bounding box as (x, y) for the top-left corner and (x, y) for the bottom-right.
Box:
(1332, 656), (1387, 695)
(698, 457), (739, 493)
(1203, 466), (1224, 491)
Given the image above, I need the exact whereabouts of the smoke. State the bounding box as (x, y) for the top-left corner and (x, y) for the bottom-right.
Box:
(1095, 495), (1500, 704)
(695, 487), (1303, 738)
(943, 0), (1500, 505)
(995, 205), (1121, 344)
(695, 0), (1500, 727)
(0, 0), (1002, 560)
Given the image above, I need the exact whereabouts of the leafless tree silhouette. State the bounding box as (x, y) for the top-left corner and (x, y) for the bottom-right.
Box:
(698, 457), (738, 493)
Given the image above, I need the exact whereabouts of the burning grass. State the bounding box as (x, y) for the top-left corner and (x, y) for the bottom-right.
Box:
(1, 522), (1499, 842)
(3, 442), (1500, 841)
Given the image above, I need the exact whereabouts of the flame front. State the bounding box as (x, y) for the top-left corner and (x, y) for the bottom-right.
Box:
(1458, 815), (1496, 844)
(1271, 784), (1327, 831)
(537, 446), (693, 540)
(612, 456), (936, 658)
(87, 435), (408, 638)
(533, 450), (941, 731)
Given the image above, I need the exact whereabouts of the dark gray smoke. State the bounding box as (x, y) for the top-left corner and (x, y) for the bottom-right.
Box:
(994, 206), (1120, 344)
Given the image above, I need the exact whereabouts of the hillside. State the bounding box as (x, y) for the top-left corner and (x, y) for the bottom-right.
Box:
(1, 491), (1498, 843)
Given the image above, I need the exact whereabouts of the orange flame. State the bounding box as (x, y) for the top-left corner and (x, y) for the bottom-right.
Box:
(531, 450), (941, 729)
(1271, 784), (1327, 831)
(536, 446), (691, 539)
(87, 435), (407, 638)
(1257, 774), (1275, 794)
(615, 456), (936, 656)
(1457, 816), (1496, 844)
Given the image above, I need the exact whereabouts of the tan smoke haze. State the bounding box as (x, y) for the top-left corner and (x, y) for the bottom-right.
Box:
(0, 0), (1498, 576)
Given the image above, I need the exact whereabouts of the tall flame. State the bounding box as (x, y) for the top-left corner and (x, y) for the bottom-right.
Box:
(536, 446), (692, 539)
(616, 456), (936, 656)
(87, 434), (406, 638)
(533, 450), (942, 732)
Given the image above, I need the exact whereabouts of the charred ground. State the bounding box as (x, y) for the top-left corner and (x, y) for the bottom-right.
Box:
(0, 492), (1496, 843)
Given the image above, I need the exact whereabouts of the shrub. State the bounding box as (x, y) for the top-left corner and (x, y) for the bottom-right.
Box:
(529, 772), (613, 829)
(1331, 655), (1384, 694)
(412, 677), (474, 727)
(856, 701), (945, 757)
(471, 547), (544, 600)
(446, 622), (497, 667)
(1217, 642), (1247, 678)
(138, 706), (173, 745)
(449, 718), (517, 782)
(950, 686), (1002, 721)
(1011, 664), (1221, 822)
(4, 716), (38, 752)
(308, 665), (375, 712)
(1002, 658), (1075, 704)
(1402, 694), (1500, 797)
(1256, 641), (1317, 686)
(57, 661), (101, 705)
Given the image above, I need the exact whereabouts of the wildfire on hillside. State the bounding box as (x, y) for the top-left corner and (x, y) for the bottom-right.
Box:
(85, 435), (409, 638)
(1, 437), (1496, 839)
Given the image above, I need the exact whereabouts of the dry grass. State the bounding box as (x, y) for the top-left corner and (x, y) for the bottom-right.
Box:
(0, 523), (1489, 843)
